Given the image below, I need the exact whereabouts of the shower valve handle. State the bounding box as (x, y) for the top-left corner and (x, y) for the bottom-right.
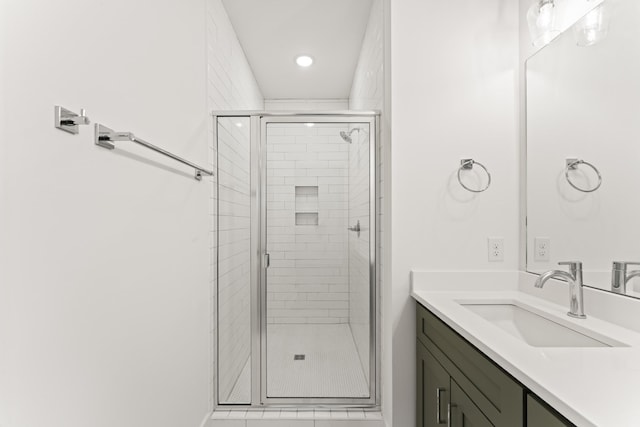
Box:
(348, 220), (361, 237)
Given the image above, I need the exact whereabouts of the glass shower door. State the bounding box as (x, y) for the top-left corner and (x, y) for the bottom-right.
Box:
(261, 117), (375, 402)
(216, 116), (252, 404)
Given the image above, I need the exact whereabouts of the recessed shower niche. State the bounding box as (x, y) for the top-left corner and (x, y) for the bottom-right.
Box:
(214, 113), (379, 407)
(294, 186), (319, 226)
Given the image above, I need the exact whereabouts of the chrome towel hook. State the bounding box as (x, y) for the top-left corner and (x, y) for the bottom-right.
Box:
(565, 158), (602, 193)
(457, 159), (491, 193)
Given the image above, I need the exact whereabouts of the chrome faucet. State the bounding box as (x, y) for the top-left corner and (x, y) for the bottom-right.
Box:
(611, 262), (640, 294)
(534, 261), (586, 319)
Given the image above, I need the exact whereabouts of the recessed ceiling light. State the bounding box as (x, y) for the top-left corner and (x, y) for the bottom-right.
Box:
(295, 55), (314, 67)
(305, 123), (315, 127)
(235, 122), (243, 128)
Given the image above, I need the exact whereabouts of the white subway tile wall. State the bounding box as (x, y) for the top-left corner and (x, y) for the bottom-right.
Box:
(207, 0), (264, 406)
(266, 123), (351, 324)
(348, 0), (384, 381)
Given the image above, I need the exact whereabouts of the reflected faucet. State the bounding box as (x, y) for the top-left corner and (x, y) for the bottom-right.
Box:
(534, 261), (587, 319)
(611, 262), (640, 294)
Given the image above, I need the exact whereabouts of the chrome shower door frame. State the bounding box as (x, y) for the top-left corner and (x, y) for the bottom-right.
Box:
(213, 111), (380, 408)
(258, 113), (379, 407)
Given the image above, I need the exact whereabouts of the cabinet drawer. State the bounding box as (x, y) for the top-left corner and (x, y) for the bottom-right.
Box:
(417, 302), (523, 426)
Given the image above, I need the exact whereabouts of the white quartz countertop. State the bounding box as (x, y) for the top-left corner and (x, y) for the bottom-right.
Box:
(411, 271), (640, 427)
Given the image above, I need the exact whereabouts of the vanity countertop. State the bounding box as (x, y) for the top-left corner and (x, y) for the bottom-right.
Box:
(411, 271), (640, 427)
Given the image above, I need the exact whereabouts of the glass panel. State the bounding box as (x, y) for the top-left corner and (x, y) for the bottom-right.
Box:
(217, 117), (251, 404)
(265, 122), (371, 398)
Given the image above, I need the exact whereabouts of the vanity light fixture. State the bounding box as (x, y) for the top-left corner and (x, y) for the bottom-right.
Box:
(527, 0), (560, 47)
(574, 2), (611, 47)
(295, 55), (314, 67)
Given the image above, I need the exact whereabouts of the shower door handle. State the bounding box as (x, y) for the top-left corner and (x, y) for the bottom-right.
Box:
(264, 253), (270, 268)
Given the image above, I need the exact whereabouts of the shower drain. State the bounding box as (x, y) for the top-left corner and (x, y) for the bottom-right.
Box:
(293, 354), (305, 361)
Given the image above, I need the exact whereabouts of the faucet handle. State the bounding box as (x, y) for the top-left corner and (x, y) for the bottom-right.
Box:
(613, 261), (640, 270)
(559, 261), (582, 268)
(613, 261), (640, 268)
(558, 261), (582, 278)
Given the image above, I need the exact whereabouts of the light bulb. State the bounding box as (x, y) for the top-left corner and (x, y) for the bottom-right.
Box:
(527, 0), (560, 47)
(574, 3), (611, 47)
(537, 2), (554, 27)
(584, 8), (602, 28)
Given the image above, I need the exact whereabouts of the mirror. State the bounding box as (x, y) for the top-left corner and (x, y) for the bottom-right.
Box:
(526, 0), (640, 298)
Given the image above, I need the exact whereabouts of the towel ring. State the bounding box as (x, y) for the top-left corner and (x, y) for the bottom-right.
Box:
(565, 158), (602, 193)
(457, 159), (491, 193)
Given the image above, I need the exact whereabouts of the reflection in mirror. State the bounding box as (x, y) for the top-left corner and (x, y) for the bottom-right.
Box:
(526, 0), (640, 298)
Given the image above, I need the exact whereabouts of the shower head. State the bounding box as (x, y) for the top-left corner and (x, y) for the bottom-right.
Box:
(339, 127), (364, 143)
(339, 130), (353, 143)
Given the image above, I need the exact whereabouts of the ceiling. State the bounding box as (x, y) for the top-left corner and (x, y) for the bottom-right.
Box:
(221, 0), (374, 100)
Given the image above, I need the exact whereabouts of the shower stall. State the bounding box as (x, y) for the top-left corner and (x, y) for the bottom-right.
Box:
(214, 112), (379, 407)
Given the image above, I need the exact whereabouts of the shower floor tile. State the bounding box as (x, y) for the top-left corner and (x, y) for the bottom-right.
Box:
(266, 324), (369, 398)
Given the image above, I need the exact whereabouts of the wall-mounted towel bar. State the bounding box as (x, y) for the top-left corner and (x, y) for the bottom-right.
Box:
(94, 123), (213, 181)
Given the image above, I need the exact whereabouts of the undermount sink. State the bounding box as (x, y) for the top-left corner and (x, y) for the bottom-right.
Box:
(460, 301), (626, 348)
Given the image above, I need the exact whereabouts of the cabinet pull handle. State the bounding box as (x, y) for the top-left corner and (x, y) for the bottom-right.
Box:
(436, 387), (446, 424)
(447, 403), (457, 427)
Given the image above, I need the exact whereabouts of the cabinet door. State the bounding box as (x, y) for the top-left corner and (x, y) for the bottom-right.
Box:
(417, 303), (523, 426)
(417, 341), (450, 427)
(527, 395), (574, 427)
(450, 380), (494, 427)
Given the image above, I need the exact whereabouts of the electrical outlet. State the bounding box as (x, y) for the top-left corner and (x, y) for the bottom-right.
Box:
(534, 237), (550, 262)
(488, 238), (504, 262)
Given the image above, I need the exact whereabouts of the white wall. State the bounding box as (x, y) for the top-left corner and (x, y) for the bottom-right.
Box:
(390, 0), (519, 425)
(207, 0), (264, 406)
(349, 0), (385, 113)
(0, 1), (211, 426)
(265, 99), (349, 111)
(0, 0), (264, 425)
(207, 0), (264, 112)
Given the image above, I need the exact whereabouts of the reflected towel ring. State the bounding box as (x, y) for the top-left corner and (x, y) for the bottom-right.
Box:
(457, 159), (491, 193)
(565, 158), (602, 193)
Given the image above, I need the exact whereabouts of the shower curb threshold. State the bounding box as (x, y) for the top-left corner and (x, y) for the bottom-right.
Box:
(210, 408), (384, 424)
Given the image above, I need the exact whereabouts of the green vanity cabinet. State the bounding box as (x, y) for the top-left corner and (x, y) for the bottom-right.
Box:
(417, 341), (491, 427)
(417, 340), (450, 427)
(416, 302), (575, 427)
(450, 380), (493, 427)
(526, 395), (573, 427)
